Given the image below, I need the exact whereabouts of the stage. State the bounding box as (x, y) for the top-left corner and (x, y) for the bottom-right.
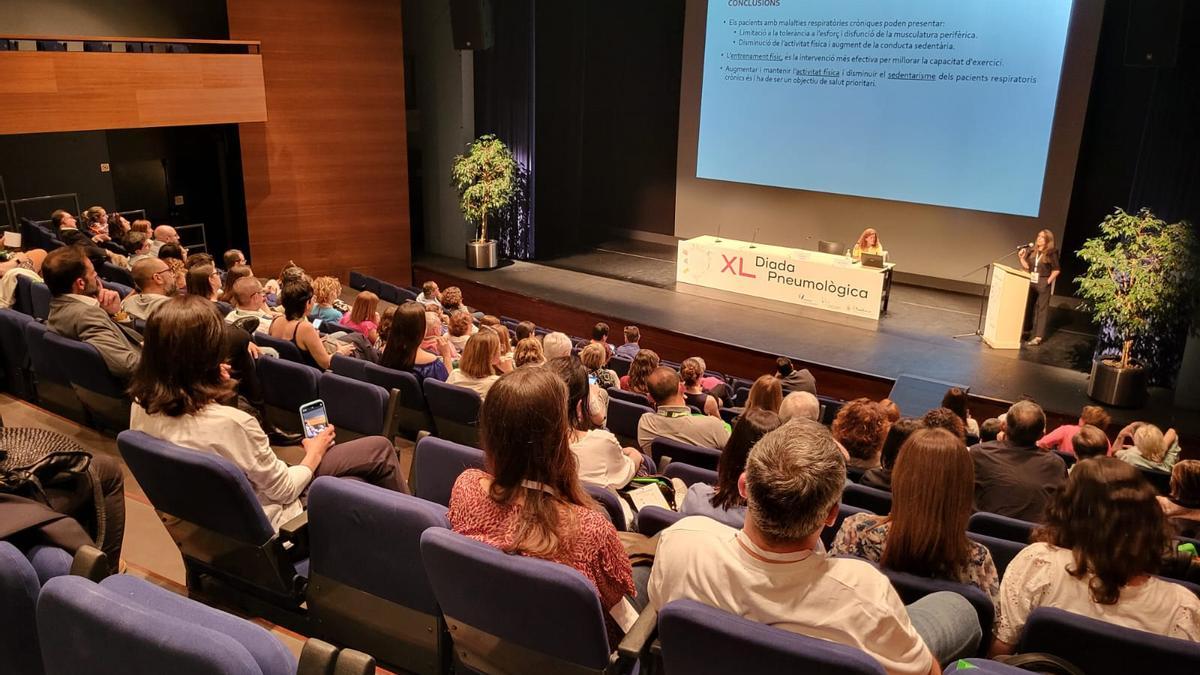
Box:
(413, 240), (1198, 443)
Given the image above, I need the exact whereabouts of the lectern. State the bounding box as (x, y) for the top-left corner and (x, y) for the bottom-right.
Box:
(982, 263), (1029, 349)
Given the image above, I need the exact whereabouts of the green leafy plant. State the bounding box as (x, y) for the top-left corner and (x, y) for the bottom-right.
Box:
(451, 134), (517, 243)
(1075, 208), (1200, 370)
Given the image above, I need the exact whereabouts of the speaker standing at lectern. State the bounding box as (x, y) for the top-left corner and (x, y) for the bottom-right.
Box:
(1018, 229), (1061, 346)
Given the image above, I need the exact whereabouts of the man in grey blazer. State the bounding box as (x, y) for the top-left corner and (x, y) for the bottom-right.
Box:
(41, 246), (142, 380)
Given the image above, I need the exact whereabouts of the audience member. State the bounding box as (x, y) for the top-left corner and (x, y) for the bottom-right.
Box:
(222, 249), (246, 270)
(879, 398), (901, 424)
(650, 418), (982, 672)
(1159, 460), (1200, 539)
(680, 410), (782, 528)
(268, 277), (353, 370)
(679, 357), (721, 417)
(742, 375), (783, 415)
(415, 280), (441, 306)
(129, 296), (407, 531)
(340, 291), (381, 343)
(921, 407), (966, 442)
(620, 348), (659, 395)
(636, 367), (731, 453)
(81, 206), (126, 256)
(440, 286), (467, 313)
(1070, 424), (1109, 462)
(108, 211), (131, 239)
(0, 250), (46, 310)
(157, 242), (186, 264)
(121, 258), (177, 321)
(150, 225), (180, 256)
(224, 277), (277, 333)
(513, 336), (545, 368)
(307, 276), (343, 324)
(447, 310), (475, 352)
(548, 356), (643, 489)
(219, 265), (253, 306)
(941, 388), (979, 440)
(447, 329), (511, 399)
(123, 231), (153, 266)
(860, 417), (923, 491)
(580, 343), (620, 390)
(542, 331), (573, 360)
(614, 325), (641, 359)
(41, 246), (141, 379)
(991, 458), (1200, 654)
(774, 356), (817, 395)
(379, 302), (454, 380)
(448, 367), (639, 643)
(185, 263), (222, 303)
(1037, 405), (1111, 457)
(832, 398), (891, 471)
(778, 390), (820, 423)
(834, 428), (999, 600)
(376, 305), (397, 351)
(53, 209), (120, 269)
(979, 417), (1002, 443)
(1113, 422), (1181, 474)
(184, 252), (215, 271)
(591, 321), (614, 356)
(491, 323), (514, 360)
(130, 218), (151, 235)
(970, 400), (1066, 522)
(514, 320), (536, 342)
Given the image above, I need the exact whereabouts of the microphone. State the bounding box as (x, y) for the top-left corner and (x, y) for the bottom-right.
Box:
(1018, 241), (1034, 250)
(749, 228), (760, 248)
(714, 223), (723, 243)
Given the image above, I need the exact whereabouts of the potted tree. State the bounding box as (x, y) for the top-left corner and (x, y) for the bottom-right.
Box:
(1076, 208), (1200, 407)
(451, 134), (517, 270)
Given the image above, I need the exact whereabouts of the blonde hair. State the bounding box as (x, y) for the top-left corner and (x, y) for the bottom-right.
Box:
(513, 337), (545, 367)
(459, 329), (500, 378)
(312, 276), (341, 305)
(579, 343), (608, 370)
(1133, 424), (1168, 463)
(680, 357), (707, 386)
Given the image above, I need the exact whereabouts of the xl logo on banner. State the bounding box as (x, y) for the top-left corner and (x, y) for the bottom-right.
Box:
(721, 255), (757, 278)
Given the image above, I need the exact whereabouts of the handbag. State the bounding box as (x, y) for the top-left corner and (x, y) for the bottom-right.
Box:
(0, 428), (93, 504)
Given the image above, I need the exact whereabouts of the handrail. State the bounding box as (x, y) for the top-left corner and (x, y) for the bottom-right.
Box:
(0, 34), (260, 47)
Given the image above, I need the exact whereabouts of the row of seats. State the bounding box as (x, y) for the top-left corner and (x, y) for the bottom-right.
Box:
(348, 271), (420, 305)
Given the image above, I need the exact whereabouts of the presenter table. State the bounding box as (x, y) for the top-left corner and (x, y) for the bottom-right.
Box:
(676, 236), (894, 322)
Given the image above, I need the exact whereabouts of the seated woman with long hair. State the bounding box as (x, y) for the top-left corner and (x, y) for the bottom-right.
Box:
(619, 349), (659, 397)
(679, 409), (782, 529)
(547, 356), (644, 489)
(448, 367), (638, 642)
(833, 428), (998, 600)
(379, 301), (454, 381)
(851, 227), (883, 260)
(268, 277), (353, 370)
(991, 457), (1200, 654)
(129, 295), (408, 531)
(186, 263), (222, 303)
(447, 328), (512, 399)
(738, 374), (783, 416)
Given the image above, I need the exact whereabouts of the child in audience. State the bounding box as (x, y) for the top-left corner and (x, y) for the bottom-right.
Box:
(834, 428), (999, 600)
(1070, 424), (1109, 463)
(680, 410), (782, 528)
(1114, 422), (1182, 473)
(340, 290), (381, 343)
(309, 276), (344, 325)
(991, 458), (1200, 654)
(441, 286), (469, 313)
(1159, 460), (1200, 539)
(1038, 404), (1111, 457)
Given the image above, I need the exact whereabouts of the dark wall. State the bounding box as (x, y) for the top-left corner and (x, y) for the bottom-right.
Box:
(0, 132), (116, 224)
(0, 0), (227, 38)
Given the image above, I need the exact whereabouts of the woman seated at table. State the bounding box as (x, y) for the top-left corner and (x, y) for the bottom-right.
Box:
(851, 227), (884, 260)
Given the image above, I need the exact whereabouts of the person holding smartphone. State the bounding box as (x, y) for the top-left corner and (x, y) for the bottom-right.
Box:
(128, 295), (408, 530)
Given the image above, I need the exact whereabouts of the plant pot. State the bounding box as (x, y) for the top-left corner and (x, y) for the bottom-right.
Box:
(466, 240), (499, 270)
(1087, 358), (1147, 408)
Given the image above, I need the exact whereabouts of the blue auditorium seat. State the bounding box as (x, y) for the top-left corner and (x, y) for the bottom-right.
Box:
(881, 568), (992, 654)
(637, 505), (685, 537)
(605, 397), (654, 449)
(651, 437), (720, 471)
(42, 331), (129, 431)
(101, 280), (133, 299)
(608, 386), (653, 407)
(364, 362), (434, 437)
(662, 460), (718, 487)
(841, 483), (893, 515)
(252, 331), (305, 363)
(349, 270), (368, 291)
(0, 309), (36, 399)
(423, 379), (481, 447)
(966, 531), (1026, 579)
(319, 371), (390, 442)
(967, 511), (1035, 544)
(255, 355), (320, 434)
(0, 541), (74, 675)
(412, 435), (484, 507)
(1017, 607), (1200, 674)
(99, 261), (135, 288)
(330, 353), (368, 381)
(584, 484), (628, 531)
(22, 321), (88, 422)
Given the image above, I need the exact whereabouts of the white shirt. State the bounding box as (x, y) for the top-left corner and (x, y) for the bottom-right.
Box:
(649, 516), (932, 675)
(446, 370), (500, 399)
(0, 267), (41, 309)
(570, 428), (638, 489)
(129, 403), (312, 530)
(995, 542), (1200, 644)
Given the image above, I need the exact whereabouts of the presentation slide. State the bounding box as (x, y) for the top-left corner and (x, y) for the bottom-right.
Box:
(696, 0), (1075, 217)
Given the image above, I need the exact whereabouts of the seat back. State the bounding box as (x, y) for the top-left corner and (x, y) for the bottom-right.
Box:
(13, 274), (35, 316)
(841, 483), (893, 515)
(362, 275), (382, 296)
(0, 309), (35, 398)
(818, 395), (846, 425)
(42, 331), (128, 429)
(663, 461), (718, 487)
(256, 356), (320, 434)
(881, 568), (994, 646)
(0, 541), (48, 675)
(99, 262), (136, 288)
(966, 532), (1025, 579)
(365, 363), (433, 436)
(38, 575), (295, 675)
(377, 281), (402, 304)
(607, 386), (652, 406)
(423, 379), (482, 447)
(412, 436), (486, 506)
(1017, 606), (1200, 673)
(651, 437), (720, 471)
(319, 372), (389, 441)
(583, 484), (628, 531)
(330, 354), (368, 381)
(15, 276), (51, 321)
(637, 505), (685, 537)
(307, 477), (450, 674)
(609, 355), (631, 378)
(658, 599), (885, 675)
(823, 503), (872, 549)
(967, 511), (1035, 544)
(817, 240), (844, 255)
(252, 331), (305, 363)
(1138, 466), (1172, 496)
(101, 280), (133, 299)
(349, 270), (368, 291)
(420, 528), (613, 673)
(606, 397), (653, 448)
(22, 321), (87, 422)
(887, 374), (968, 419)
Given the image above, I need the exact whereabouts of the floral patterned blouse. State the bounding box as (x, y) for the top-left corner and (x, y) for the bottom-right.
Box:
(831, 512), (999, 601)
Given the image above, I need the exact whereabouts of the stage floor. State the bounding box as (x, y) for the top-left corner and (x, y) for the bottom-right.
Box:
(414, 243), (1193, 437)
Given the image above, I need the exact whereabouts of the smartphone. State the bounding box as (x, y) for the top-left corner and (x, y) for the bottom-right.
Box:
(587, 373), (598, 386)
(299, 399), (329, 439)
(312, 318), (323, 330)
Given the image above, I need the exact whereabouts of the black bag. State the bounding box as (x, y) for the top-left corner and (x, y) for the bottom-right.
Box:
(0, 428), (93, 504)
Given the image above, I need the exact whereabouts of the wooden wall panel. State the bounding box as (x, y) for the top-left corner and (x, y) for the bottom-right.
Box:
(227, 0), (410, 284)
(0, 52), (266, 133)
